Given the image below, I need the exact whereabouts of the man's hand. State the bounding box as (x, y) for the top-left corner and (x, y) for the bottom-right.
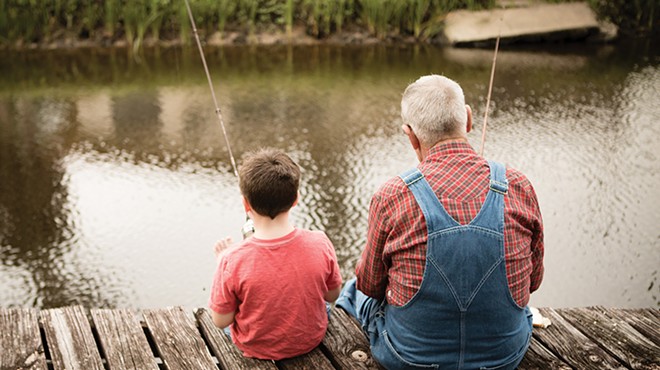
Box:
(214, 237), (233, 262)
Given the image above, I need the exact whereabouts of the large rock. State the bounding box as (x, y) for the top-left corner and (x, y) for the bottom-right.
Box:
(443, 2), (614, 45)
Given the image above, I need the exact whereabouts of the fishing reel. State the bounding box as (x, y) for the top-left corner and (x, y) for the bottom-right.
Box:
(241, 218), (255, 239)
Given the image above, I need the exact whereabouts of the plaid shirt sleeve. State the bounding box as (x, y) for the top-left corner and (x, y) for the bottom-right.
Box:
(527, 183), (544, 293)
(355, 191), (390, 300)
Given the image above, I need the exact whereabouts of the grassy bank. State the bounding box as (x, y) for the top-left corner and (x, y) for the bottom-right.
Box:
(0, 0), (493, 49)
(0, 0), (656, 50)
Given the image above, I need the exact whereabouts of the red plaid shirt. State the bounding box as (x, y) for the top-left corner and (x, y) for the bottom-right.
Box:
(356, 141), (544, 307)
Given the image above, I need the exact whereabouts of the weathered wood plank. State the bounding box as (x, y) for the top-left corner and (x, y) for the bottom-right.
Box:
(90, 308), (159, 370)
(535, 307), (627, 369)
(640, 308), (660, 321)
(558, 307), (660, 369)
(4, 305), (654, 370)
(518, 336), (571, 370)
(195, 308), (277, 370)
(611, 308), (660, 347)
(321, 307), (383, 370)
(0, 308), (47, 370)
(277, 347), (335, 370)
(143, 307), (216, 370)
(40, 305), (105, 370)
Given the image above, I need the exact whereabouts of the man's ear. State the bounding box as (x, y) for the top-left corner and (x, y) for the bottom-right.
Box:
(402, 124), (421, 150)
(465, 105), (473, 133)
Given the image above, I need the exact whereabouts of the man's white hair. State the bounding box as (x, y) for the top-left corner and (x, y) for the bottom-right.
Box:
(401, 75), (467, 147)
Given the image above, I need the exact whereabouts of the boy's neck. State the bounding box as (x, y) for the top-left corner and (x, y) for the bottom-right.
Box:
(251, 211), (295, 240)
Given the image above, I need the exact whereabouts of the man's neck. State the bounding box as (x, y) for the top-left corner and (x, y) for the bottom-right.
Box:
(421, 137), (469, 160)
(433, 136), (468, 146)
(251, 212), (295, 240)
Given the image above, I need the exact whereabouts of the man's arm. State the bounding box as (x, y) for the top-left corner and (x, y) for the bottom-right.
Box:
(526, 180), (545, 293)
(529, 217), (544, 293)
(355, 194), (390, 300)
(211, 310), (236, 329)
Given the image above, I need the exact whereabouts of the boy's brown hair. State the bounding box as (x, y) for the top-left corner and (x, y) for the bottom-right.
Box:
(239, 148), (300, 219)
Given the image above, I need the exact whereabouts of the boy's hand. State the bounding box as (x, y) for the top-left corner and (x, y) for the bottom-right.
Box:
(214, 237), (233, 261)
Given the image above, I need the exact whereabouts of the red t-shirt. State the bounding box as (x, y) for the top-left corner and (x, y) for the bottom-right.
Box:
(209, 228), (342, 360)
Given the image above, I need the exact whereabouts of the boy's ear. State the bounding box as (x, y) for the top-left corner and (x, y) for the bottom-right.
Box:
(242, 197), (251, 212)
(292, 193), (299, 207)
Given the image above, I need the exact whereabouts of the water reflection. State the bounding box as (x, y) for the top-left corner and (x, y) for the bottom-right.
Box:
(0, 96), (115, 307)
(0, 42), (657, 309)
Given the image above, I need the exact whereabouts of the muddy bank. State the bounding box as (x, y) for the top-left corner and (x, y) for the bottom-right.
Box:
(4, 25), (412, 51)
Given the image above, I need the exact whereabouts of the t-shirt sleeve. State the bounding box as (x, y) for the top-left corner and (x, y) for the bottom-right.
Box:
(208, 256), (239, 315)
(323, 236), (343, 291)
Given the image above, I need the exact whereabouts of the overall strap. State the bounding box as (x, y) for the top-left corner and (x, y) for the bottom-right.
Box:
(468, 161), (508, 232)
(399, 168), (458, 233)
(488, 160), (508, 194)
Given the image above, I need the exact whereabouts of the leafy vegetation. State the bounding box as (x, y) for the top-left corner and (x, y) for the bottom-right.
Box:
(587, 0), (657, 37)
(0, 0), (654, 49)
(0, 0), (493, 47)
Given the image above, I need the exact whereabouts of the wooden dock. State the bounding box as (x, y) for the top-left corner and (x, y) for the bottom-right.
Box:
(0, 306), (658, 369)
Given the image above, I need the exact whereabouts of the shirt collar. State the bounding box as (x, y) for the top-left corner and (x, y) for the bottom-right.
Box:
(425, 140), (477, 161)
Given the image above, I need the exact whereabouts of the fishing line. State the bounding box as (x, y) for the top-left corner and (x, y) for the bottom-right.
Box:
(183, 0), (254, 237)
(478, 34), (500, 157)
(183, 0), (239, 178)
(478, 8), (505, 158)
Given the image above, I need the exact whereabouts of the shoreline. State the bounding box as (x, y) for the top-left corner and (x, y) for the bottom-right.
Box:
(0, 25), (622, 52)
(2, 24), (440, 51)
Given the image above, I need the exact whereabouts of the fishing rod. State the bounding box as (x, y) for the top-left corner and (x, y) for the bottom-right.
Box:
(183, 0), (239, 178)
(478, 34), (501, 157)
(183, 0), (254, 238)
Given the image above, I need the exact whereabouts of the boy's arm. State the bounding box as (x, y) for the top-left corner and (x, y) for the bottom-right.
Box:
(209, 240), (238, 329)
(324, 286), (341, 303)
(214, 237), (233, 263)
(211, 309), (236, 329)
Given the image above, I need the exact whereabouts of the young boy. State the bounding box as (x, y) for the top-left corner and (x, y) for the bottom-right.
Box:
(209, 147), (343, 360)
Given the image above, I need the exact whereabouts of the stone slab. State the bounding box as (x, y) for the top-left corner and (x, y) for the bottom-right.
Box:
(444, 2), (600, 45)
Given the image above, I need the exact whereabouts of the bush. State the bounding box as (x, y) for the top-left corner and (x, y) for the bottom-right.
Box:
(589, 0), (658, 36)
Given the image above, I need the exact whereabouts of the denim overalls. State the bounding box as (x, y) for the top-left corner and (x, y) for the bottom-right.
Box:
(337, 161), (532, 370)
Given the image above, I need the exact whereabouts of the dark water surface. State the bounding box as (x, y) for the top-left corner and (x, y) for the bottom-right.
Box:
(0, 42), (658, 309)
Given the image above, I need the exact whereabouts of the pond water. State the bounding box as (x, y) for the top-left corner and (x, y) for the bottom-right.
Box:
(0, 42), (658, 310)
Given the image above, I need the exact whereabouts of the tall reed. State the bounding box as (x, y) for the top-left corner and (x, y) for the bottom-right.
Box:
(238, 0), (259, 36)
(217, 0), (237, 36)
(81, 1), (103, 39)
(360, 0), (408, 38)
(104, 0), (120, 36)
(284, 0), (293, 36)
(0, 0), (7, 42)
